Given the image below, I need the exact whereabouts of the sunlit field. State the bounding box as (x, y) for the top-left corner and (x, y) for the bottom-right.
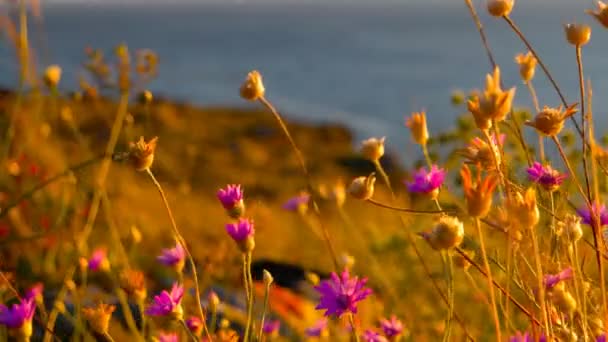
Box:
(3, 0), (608, 341)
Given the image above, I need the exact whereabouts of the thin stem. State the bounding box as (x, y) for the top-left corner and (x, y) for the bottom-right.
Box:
(145, 169), (212, 342)
(503, 15), (584, 139)
(530, 224), (550, 337)
(243, 252), (255, 342)
(102, 333), (117, 342)
(576, 46), (593, 208)
(258, 96), (340, 270)
(442, 251), (454, 342)
(551, 136), (590, 208)
(526, 81), (544, 162)
(180, 319), (200, 342)
(474, 218), (501, 340)
(365, 198), (451, 214)
(257, 278), (272, 342)
(421, 144), (433, 168)
(463, 0), (497, 69)
(348, 314), (360, 342)
(114, 287), (142, 340)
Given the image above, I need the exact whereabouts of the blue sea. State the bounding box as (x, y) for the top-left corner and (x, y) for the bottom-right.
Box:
(0, 0), (606, 156)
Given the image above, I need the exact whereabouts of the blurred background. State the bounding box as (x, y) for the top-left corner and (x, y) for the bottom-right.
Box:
(0, 0), (605, 166)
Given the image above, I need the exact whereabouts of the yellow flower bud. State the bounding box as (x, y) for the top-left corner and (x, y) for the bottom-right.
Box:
(263, 269), (274, 286)
(564, 23), (591, 46)
(128, 136), (158, 171)
(587, 1), (608, 28)
(487, 0), (514, 17)
(44, 65), (62, 89)
(208, 291), (220, 313)
(82, 303), (116, 335)
(514, 52), (537, 82)
(525, 104), (577, 136)
(506, 188), (539, 229)
(405, 112), (429, 146)
(347, 173), (376, 200)
(360, 137), (385, 162)
(305, 272), (320, 286)
(240, 70), (265, 101)
(340, 254), (355, 270)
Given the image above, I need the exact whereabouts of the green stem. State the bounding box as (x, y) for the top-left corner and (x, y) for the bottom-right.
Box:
(257, 278), (273, 341)
(243, 252), (255, 342)
(348, 314), (360, 342)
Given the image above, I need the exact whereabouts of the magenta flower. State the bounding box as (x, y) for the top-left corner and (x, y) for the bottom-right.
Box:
(509, 331), (546, 342)
(157, 243), (185, 269)
(262, 319), (281, 335)
(157, 332), (178, 342)
(577, 202), (608, 226)
(597, 334), (606, 342)
(145, 283), (184, 317)
(24, 283), (43, 301)
(362, 330), (388, 342)
(0, 297), (35, 329)
(217, 184), (244, 210)
(88, 248), (109, 271)
(282, 192), (310, 212)
(405, 165), (446, 194)
(186, 316), (203, 335)
(380, 315), (404, 338)
(225, 218), (255, 242)
(305, 318), (328, 337)
(526, 162), (567, 191)
(314, 268), (372, 318)
(544, 267), (573, 290)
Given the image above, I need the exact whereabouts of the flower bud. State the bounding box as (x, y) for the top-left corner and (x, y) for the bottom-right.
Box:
(405, 112), (429, 146)
(487, 0), (514, 17)
(82, 303), (116, 336)
(525, 104), (577, 137)
(305, 272), (320, 286)
(558, 214), (583, 243)
(208, 291), (220, 313)
(422, 216), (464, 250)
(240, 70), (265, 101)
(506, 188), (539, 229)
(564, 23), (591, 46)
(263, 269), (274, 286)
(514, 52), (537, 82)
(128, 136), (158, 171)
(44, 65), (62, 89)
(360, 137), (385, 162)
(348, 173), (376, 200)
(340, 254), (355, 270)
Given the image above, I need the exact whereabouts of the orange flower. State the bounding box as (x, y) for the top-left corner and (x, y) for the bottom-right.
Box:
(405, 112), (429, 146)
(128, 136), (158, 171)
(564, 23), (591, 46)
(467, 67), (516, 127)
(487, 0), (514, 17)
(525, 104), (577, 136)
(514, 52), (537, 82)
(587, 1), (608, 28)
(461, 165), (498, 218)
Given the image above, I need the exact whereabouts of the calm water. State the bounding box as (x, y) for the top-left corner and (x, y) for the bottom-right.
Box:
(0, 1), (606, 156)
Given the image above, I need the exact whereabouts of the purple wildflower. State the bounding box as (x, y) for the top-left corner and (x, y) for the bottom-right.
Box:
(282, 192), (310, 212)
(305, 318), (328, 337)
(362, 330), (388, 342)
(217, 184), (244, 210)
(157, 332), (178, 342)
(88, 248), (109, 272)
(225, 218), (255, 242)
(526, 162), (567, 191)
(314, 268), (372, 318)
(262, 319), (281, 335)
(509, 331), (546, 342)
(379, 315), (404, 338)
(577, 202), (608, 226)
(186, 316), (203, 335)
(405, 165), (446, 194)
(145, 283), (184, 317)
(544, 267), (573, 290)
(157, 243), (185, 269)
(597, 334), (606, 342)
(24, 283), (43, 301)
(0, 297), (35, 329)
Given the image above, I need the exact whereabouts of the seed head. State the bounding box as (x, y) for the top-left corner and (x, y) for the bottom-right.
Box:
(348, 173), (376, 200)
(82, 303), (115, 335)
(461, 134), (505, 171)
(263, 269), (274, 286)
(128, 136), (158, 171)
(420, 216), (464, 250)
(240, 70), (265, 101)
(514, 52), (537, 82)
(487, 0), (514, 17)
(405, 112), (429, 146)
(587, 1), (608, 28)
(558, 214), (583, 243)
(360, 137), (385, 162)
(525, 104), (577, 136)
(564, 23), (591, 46)
(506, 188), (539, 229)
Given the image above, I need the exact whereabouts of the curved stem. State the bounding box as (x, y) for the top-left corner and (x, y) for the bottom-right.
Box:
(463, 0), (497, 70)
(576, 47), (593, 206)
(551, 136), (590, 208)
(365, 198), (450, 214)
(243, 252), (255, 342)
(503, 15), (583, 139)
(526, 81), (545, 162)
(348, 314), (360, 342)
(145, 169), (212, 342)
(257, 278), (272, 342)
(442, 251), (455, 342)
(258, 96), (340, 270)
(530, 223), (550, 337)
(474, 218), (501, 340)
(180, 319), (199, 342)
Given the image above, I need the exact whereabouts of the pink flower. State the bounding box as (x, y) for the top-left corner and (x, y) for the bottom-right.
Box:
(577, 202), (608, 226)
(526, 162), (567, 191)
(88, 248), (109, 272)
(217, 184), (244, 210)
(157, 243), (185, 269)
(0, 297), (35, 329)
(157, 332), (178, 342)
(544, 267), (573, 290)
(305, 318), (328, 337)
(225, 218), (255, 242)
(314, 268), (372, 318)
(262, 319), (280, 335)
(145, 283), (184, 317)
(362, 329), (388, 342)
(405, 165), (446, 194)
(379, 315), (404, 338)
